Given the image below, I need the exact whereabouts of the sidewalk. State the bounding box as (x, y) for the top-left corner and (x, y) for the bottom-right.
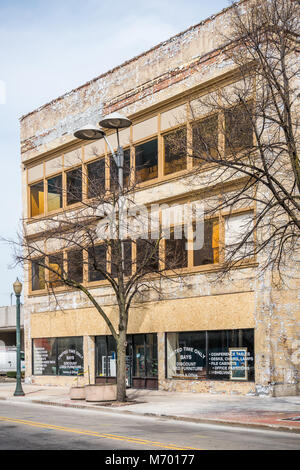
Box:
(0, 383), (300, 433)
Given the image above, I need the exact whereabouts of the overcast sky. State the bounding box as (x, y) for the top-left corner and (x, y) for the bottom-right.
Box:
(0, 0), (229, 306)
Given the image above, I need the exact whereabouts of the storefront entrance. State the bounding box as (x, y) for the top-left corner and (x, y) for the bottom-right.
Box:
(95, 333), (158, 390)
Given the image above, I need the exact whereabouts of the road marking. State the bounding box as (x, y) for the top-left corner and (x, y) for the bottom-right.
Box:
(0, 416), (202, 450)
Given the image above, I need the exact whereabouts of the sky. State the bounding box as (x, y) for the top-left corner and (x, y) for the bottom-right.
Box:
(0, 0), (229, 306)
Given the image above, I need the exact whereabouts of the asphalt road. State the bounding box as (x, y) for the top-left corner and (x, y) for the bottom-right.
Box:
(0, 401), (299, 451)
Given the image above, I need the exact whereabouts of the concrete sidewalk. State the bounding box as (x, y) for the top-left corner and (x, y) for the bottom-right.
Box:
(0, 383), (300, 433)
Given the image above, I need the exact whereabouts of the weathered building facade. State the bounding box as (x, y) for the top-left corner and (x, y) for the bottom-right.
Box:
(20, 4), (299, 396)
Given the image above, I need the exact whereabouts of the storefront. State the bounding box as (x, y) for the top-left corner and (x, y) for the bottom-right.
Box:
(32, 337), (84, 376)
(165, 328), (255, 382)
(95, 333), (158, 390)
(31, 328), (255, 390)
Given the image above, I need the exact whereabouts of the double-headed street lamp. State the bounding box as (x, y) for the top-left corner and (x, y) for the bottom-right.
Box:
(13, 278), (25, 397)
(74, 113), (132, 265)
(74, 112), (132, 191)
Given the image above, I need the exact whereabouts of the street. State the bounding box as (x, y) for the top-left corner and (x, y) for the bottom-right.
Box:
(0, 401), (299, 450)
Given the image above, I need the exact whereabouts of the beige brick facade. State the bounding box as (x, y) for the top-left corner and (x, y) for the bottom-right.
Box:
(21, 4), (300, 396)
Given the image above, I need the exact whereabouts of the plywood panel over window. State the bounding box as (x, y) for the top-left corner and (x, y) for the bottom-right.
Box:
(161, 105), (186, 131)
(45, 156), (63, 176)
(84, 140), (106, 161)
(133, 117), (157, 142)
(64, 148), (82, 168)
(28, 164), (43, 183)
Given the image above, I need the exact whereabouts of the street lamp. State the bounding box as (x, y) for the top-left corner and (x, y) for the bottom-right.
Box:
(74, 112), (132, 271)
(13, 278), (25, 397)
(74, 112), (132, 189)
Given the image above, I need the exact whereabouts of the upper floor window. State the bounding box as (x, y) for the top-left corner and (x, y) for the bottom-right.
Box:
(88, 245), (107, 282)
(67, 167), (82, 205)
(49, 253), (64, 288)
(67, 249), (83, 283)
(225, 102), (253, 156)
(87, 158), (106, 199)
(165, 225), (188, 269)
(163, 127), (187, 175)
(192, 114), (219, 164)
(30, 181), (44, 217)
(135, 139), (158, 183)
(31, 258), (45, 291)
(47, 175), (62, 212)
(225, 211), (254, 260)
(193, 219), (219, 266)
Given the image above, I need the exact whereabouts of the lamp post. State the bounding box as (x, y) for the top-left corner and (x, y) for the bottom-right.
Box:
(13, 278), (25, 397)
(74, 112), (132, 191)
(74, 112), (132, 258)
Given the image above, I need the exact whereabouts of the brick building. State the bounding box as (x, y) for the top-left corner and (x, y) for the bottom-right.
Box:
(20, 4), (299, 396)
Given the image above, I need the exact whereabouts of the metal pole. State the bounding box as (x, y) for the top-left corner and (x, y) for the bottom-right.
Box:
(14, 293), (25, 396)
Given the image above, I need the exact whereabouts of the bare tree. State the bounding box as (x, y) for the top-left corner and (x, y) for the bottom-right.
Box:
(13, 151), (185, 402)
(185, 0), (300, 279)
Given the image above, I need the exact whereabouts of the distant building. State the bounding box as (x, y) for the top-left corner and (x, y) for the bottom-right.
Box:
(0, 305), (24, 349)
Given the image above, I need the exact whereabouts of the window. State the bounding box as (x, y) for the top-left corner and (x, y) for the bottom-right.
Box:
(135, 139), (158, 183)
(110, 240), (132, 277)
(166, 331), (206, 379)
(166, 329), (254, 381)
(193, 219), (219, 266)
(165, 226), (188, 269)
(88, 245), (107, 282)
(31, 258), (45, 291)
(123, 149), (131, 188)
(95, 336), (117, 377)
(57, 337), (84, 376)
(207, 329), (254, 381)
(87, 158), (105, 198)
(66, 167), (82, 205)
(136, 239), (159, 273)
(192, 114), (218, 164)
(225, 212), (254, 260)
(33, 337), (83, 376)
(30, 181), (44, 217)
(225, 102), (253, 155)
(164, 127), (187, 175)
(67, 249), (83, 283)
(48, 253), (64, 287)
(33, 338), (57, 375)
(47, 175), (62, 212)
(110, 149), (131, 191)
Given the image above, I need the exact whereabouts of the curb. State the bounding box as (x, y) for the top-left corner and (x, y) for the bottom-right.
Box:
(1, 396), (300, 434)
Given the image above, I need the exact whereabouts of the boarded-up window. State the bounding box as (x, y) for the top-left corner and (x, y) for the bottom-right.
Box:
(225, 103), (253, 155)
(30, 181), (44, 217)
(225, 212), (254, 260)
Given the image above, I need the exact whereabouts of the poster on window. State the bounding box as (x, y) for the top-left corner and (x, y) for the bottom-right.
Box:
(229, 348), (248, 380)
(57, 337), (84, 376)
(33, 338), (56, 375)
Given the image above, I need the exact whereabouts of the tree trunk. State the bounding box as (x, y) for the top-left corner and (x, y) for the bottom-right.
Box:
(116, 329), (127, 402)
